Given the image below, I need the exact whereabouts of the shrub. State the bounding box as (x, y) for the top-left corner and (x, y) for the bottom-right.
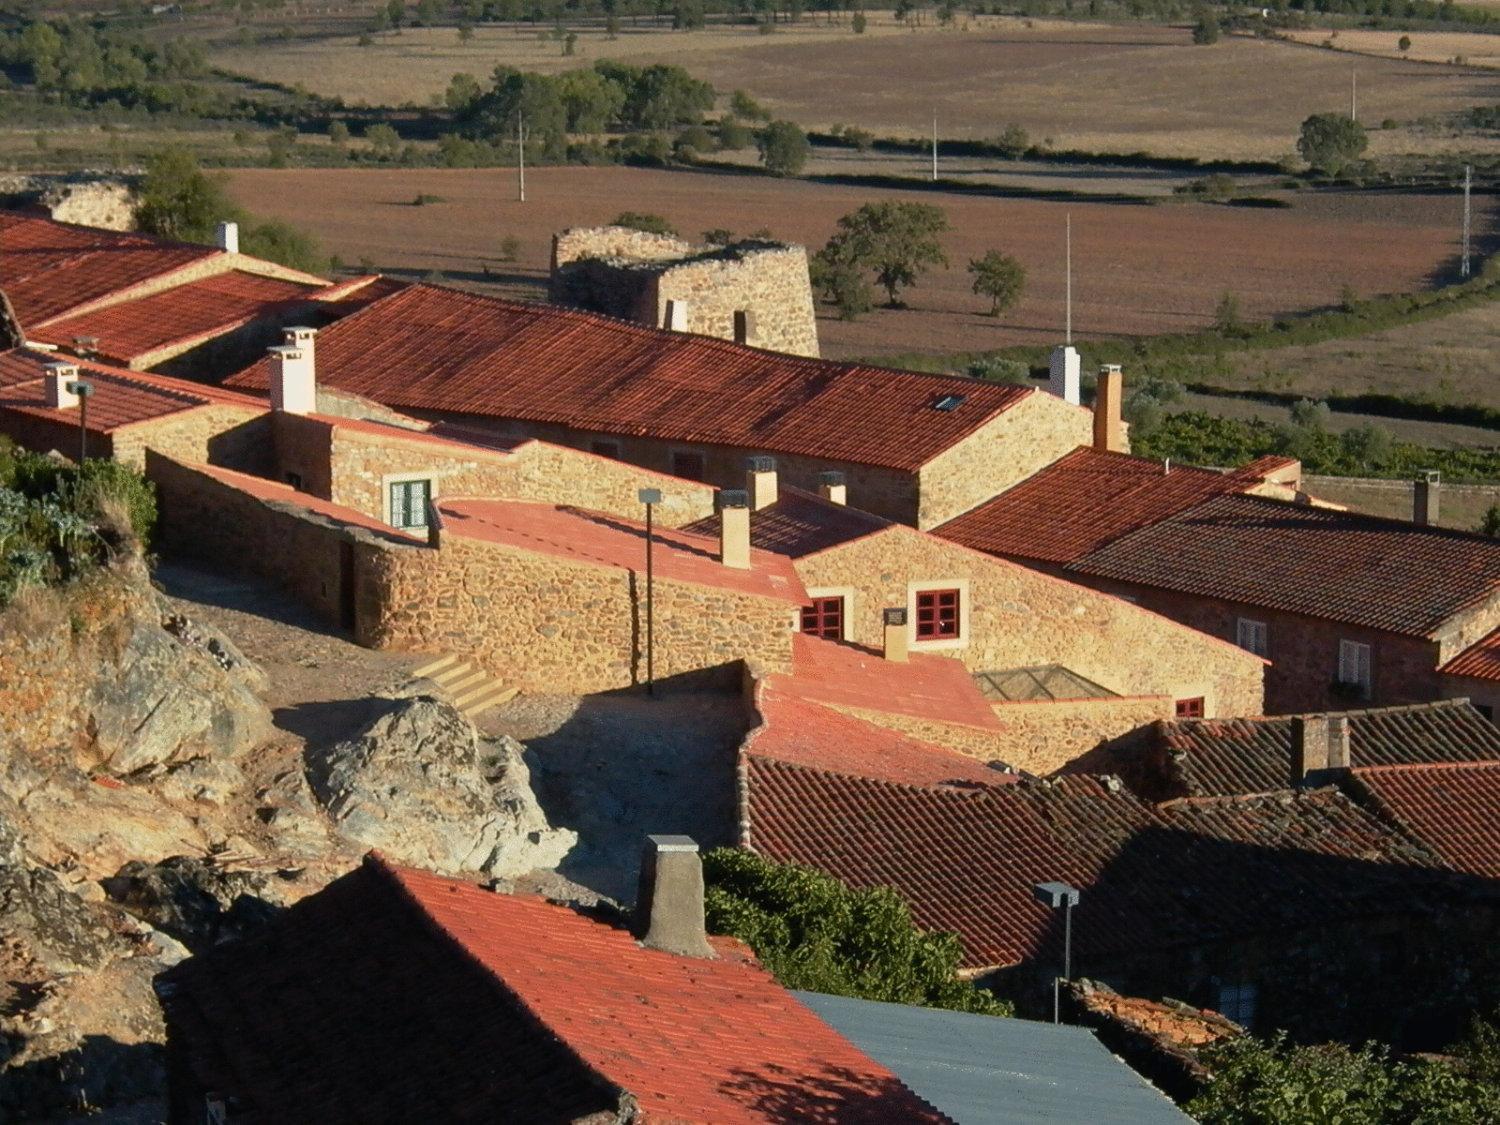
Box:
(757, 119), (811, 177)
(611, 211), (677, 236)
(852, 10), (867, 31)
(717, 118), (755, 151)
(966, 356), (1032, 384)
(995, 123), (1029, 158)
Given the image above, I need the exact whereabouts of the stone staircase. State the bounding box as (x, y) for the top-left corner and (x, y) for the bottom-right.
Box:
(408, 654), (519, 720)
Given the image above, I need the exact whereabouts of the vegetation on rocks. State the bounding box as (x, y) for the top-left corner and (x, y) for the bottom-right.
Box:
(702, 848), (1012, 1016)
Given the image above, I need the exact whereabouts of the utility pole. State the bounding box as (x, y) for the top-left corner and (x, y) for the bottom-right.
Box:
(1065, 213), (1072, 346)
(516, 113), (527, 203)
(1462, 164), (1473, 278)
(1351, 67), (1357, 122)
(931, 111), (938, 182)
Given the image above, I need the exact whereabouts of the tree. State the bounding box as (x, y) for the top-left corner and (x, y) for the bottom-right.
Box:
(730, 88), (771, 121)
(717, 118), (754, 150)
(134, 147), (234, 242)
(810, 239), (874, 319)
(365, 122), (402, 160)
(1192, 7), (1220, 44)
(611, 211), (676, 236)
(445, 71), (483, 112)
(702, 849), (1012, 1015)
(820, 200), (949, 307)
(240, 219), (326, 275)
(1398, 34), (1412, 51)
(1214, 291), (1242, 334)
(1479, 504), (1500, 538)
(1297, 112), (1368, 175)
(852, 10), (867, 31)
(328, 120), (351, 146)
(995, 123), (1029, 158)
(757, 119), (810, 176)
(968, 250), (1026, 317)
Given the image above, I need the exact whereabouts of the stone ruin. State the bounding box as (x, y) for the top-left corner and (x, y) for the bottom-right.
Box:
(0, 172), (137, 231)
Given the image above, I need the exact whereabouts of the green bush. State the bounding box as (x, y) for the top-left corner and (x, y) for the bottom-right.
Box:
(610, 211), (677, 236)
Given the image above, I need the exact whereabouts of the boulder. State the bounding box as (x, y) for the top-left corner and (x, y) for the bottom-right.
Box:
(0, 814), (127, 976)
(306, 696), (574, 878)
(102, 856), (280, 952)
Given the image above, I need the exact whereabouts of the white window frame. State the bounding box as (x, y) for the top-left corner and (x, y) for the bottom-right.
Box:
(802, 586), (856, 642)
(907, 578), (970, 652)
(1236, 617), (1268, 657)
(1337, 639), (1373, 695)
(1216, 982), (1258, 1027)
(383, 473), (435, 531)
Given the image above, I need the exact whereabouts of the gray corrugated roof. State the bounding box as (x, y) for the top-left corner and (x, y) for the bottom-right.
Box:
(794, 991), (1190, 1124)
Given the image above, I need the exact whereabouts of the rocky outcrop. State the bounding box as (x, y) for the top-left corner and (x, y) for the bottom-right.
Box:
(103, 856), (281, 952)
(0, 173), (136, 231)
(306, 696), (575, 878)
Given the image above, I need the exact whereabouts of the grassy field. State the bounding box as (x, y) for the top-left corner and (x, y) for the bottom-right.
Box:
(1277, 27), (1500, 69)
(225, 164), (1486, 361)
(1305, 476), (1500, 527)
(206, 17), (1500, 161)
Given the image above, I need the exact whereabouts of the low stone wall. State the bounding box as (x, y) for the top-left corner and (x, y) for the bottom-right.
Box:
(113, 406), (271, 475)
(987, 696), (1173, 775)
(825, 702), (1013, 762)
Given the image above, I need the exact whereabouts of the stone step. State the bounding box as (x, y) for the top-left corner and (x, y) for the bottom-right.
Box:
(455, 682), (520, 717)
(410, 653), (460, 680)
(441, 668), (489, 695)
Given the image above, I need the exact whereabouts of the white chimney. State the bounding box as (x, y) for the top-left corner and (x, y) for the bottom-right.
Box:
(283, 325), (317, 373)
(215, 221), (240, 255)
(45, 361), (80, 409)
(746, 456), (777, 511)
(882, 608), (909, 663)
(1049, 345), (1080, 405)
(268, 345), (315, 415)
(719, 489), (750, 570)
(664, 299), (690, 332)
(818, 470), (847, 505)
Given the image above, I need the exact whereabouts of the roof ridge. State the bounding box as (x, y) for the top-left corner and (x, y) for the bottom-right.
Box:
(1353, 758), (1500, 776)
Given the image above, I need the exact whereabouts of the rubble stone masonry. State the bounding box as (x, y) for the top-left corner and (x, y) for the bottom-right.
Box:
(112, 406), (270, 475)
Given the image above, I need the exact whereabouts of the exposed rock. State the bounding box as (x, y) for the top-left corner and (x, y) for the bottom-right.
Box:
(0, 172), (137, 231)
(102, 856), (281, 952)
(306, 696), (575, 878)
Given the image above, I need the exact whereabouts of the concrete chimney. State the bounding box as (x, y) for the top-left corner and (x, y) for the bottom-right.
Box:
(734, 309), (757, 346)
(882, 607), (909, 663)
(215, 221), (239, 254)
(719, 489), (750, 570)
(1413, 470), (1441, 527)
(1292, 714), (1351, 784)
(1049, 345), (1081, 405)
(283, 325), (317, 372)
(818, 470), (847, 506)
(664, 299), (690, 332)
(268, 345), (315, 415)
(44, 362), (80, 409)
(746, 456), (778, 511)
(1093, 365), (1125, 453)
(634, 835), (716, 959)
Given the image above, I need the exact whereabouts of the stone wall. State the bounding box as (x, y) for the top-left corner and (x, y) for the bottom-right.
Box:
(1441, 673), (1500, 718)
(796, 526), (1265, 718)
(550, 226), (820, 358)
(917, 391), (1093, 529)
(111, 406), (271, 475)
(986, 696), (1173, 775)
(0, 174), (135, 230)
(358, 531), (795, 692)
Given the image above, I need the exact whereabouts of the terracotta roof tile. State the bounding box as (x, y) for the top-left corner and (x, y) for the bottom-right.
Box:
(1350, 761), (1500, 879)
(224, 283), (1037, 471)
(682, 486), (889, 558)
(1442, 626), (1500, 683)
(179, 459), (422, 541)
(1147, 699), (1500, 799)
(936, 447), (1260, 564)
(1070, 493), (1500, 638)
(0, 210), (219, 325)
(158, 854), (950, 1123)
(439, 497), (807, 603)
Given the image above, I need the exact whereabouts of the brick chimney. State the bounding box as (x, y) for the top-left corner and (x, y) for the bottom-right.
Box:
(215, 220), (239, 254)
(746, 456), (777, 511)
(663, 299), (690, 332)
(44, 361), (80, 409)
(634, 835), (716, 959)
(1049, 345), (1080, 405)
(1093, 365), (1125, 453)
(883, 607), (909, 663)
(1292, 714), (1351, 784)
(268, 344), (315, 415)
(818, 470), (847, 505)
(719, 489), (750, 570)
(734, 309), (757, 346)
(1413, 470), (1441, 527)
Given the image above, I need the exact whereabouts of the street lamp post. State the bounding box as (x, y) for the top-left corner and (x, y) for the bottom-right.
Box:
(638, 488), (662, 696)
(1033, 881), (1081, 1025)
(66, 380), (94, 464)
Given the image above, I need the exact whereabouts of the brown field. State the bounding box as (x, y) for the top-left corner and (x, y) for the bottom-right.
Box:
(226, 165), (1484, 361)
(209, 17), (1500, 161)
(1303, 477), (1500, 527)
(1278, 27), (1500, 68)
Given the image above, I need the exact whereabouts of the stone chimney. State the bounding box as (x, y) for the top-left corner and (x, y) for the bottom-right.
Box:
(1292, 714), (1351, 784)
(634, 836), (716, 959)
(44, 361), (80, 409)
(663, 299), (690, 332)
(1413, 470), (1441, 527)
(818, 470), (847, 505)
(268, 344), (315, 415)
(215, 220), (239, 254)
(746, 456), (778, 511)
(883, 607), (909, 663)
(719, 489), (750, 570)
(1093, 365), (1125, 453)
(734, 309), (757, 347)
(1049, 345), (1080, 405)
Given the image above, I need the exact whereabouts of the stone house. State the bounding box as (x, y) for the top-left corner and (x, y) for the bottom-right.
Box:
(938, 447), (1500, 714)
(224, 282), (1094, 530)
(1441, 625), (1499, 719)
(551, 225), (821, 358)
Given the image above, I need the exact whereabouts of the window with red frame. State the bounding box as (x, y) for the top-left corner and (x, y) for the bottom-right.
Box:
(800, 596), (845, 639)
(1175, 697), (1205, 719)
(914, 589), (961, 640)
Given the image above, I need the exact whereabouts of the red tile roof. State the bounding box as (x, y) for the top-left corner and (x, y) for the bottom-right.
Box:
(935, 447), (1273, 564)
(745, 761), (1464, 970)
(439, 497), (807, 603)
(1070, 493), (1500, 638)
(774, 633), (1003, 731)
(682, 486), (889, 558)
(1350, 761), (1500, 879)
(31, 271), (375, 365)
(1143, 699), (1500, 799)
(224, 283), (1040, 472)
(158, 853), (950, 1123)
(749, 684), (1014, 790)
(0, 210), (220, 326)
(0, 347), (265, 434)
(181, 459), (423, 541)
(1442, 626), (1500, 683)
